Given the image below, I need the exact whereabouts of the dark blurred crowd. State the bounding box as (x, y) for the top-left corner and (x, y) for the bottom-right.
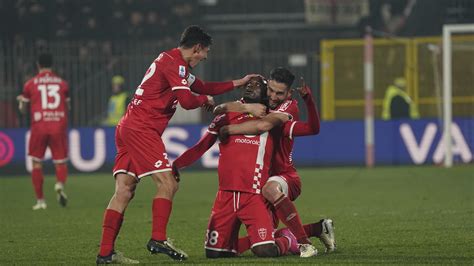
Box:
(0, 0), (199, 41)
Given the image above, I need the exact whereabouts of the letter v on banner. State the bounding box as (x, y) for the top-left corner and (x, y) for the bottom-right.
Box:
(400, 123), (437, 164)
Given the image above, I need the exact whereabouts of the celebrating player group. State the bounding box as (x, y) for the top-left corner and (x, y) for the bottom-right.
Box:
(17, 24), (334, 264)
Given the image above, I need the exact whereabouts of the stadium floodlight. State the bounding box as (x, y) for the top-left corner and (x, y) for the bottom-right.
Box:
(442, 24), (474, 168)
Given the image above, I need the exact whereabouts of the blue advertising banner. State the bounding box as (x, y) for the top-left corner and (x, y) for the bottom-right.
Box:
(0, 119), (472, 175)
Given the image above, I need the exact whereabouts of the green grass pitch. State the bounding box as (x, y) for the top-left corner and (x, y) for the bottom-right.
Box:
(0, 165), (473, 265)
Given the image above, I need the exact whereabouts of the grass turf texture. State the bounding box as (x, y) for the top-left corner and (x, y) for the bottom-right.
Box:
(0, 165), (473, 265)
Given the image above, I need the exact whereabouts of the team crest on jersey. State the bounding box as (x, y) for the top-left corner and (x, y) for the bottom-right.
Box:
(179, 65), (186, 78)
(181, 79), (188, 85)
(258, 228), (267, 240)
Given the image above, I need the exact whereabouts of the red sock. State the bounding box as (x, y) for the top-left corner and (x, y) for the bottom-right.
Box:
(31, 168), (44, 199)
(275, 237), (290, 255)
(303, 220), (323, 238)
(274, 196), (310, 244)
(237, 236), (251, 254)
(55, 164), (68, 184)
(99, 209), (124, 257)
(152, 198), (172, 241)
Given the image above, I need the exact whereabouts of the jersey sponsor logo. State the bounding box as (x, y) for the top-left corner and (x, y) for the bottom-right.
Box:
(258, 228), (267, 240)
(179, 65), (186, 78)
(181, 79), (188, 85)
(234, 138), (260, 145)
(154, 160), (162, 168)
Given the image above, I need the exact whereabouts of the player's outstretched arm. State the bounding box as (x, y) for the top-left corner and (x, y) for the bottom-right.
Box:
(288, 85), (320, 137)
(173, 89), (212, 110)
(213, 102), (266, 118)
(173, 132), (218, 170)
(191, 74), (261, 96)
(220, 112), (288, 136)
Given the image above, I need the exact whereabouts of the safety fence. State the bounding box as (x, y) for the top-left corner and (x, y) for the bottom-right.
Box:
(321, 35), (474, 120)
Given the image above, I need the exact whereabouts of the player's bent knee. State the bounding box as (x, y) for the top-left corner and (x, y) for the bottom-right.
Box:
(205, 249), (236, 258)
(252, 244), (279, 257)
(115, 182), (137, 202)
(262, 182), (283, 203)
(32, 161), (43, 169)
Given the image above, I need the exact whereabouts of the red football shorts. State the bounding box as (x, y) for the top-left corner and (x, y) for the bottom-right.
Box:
(28, 130), (68, 163)
(113, 125), (171, 179)
(204, 190), (275, 253)
(268, 171), (302, 201)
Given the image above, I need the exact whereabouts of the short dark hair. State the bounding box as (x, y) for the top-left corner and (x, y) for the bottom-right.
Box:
(179, 25), (213, 48)
(38, 53), (53, 68)
(270, 67), (295, 89)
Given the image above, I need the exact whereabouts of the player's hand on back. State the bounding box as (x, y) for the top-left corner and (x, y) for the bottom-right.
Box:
(245, 103), (267, 118)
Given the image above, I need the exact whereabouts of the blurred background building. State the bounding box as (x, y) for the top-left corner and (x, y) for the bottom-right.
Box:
(0, 0), (473, 128)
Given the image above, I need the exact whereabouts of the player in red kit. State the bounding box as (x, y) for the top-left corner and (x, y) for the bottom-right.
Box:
(17, 53), (70, 210)
(219, 67), (335, 257)
(173, 77), (294, 258)
(96, 25), (259, 264)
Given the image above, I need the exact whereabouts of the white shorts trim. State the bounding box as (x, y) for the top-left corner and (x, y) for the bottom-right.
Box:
(30, 156), (43, 162)
(268, 176), (289, 197)
(53, 158), (69, 163)
(204, 246), (238, 254)
(137, 168), (172, 178)
(250, 240), (275, 249)
(171, 86), (190, 91)
(113, 169), (137, 178)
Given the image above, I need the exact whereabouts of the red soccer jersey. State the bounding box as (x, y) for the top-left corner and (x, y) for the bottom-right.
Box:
(22, 70), (69, 133)
(119, 48), (232, 135)
(208, 112), (274, 194)
(269, 99), (300, 175)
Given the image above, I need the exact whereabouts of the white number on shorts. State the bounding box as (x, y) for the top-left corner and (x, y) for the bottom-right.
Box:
(163, 153), (171, 167)
(205, 230), (219, 246)
(38, 84), (61, 109)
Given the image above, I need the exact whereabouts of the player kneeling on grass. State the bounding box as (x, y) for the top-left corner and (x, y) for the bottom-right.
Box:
(217, 68), (336, 256)
(173, 77), (294, 258)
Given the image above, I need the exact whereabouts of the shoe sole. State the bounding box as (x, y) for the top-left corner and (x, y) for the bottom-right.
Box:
(147, 243), (187, 261)
(320, 219), (336, 253)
